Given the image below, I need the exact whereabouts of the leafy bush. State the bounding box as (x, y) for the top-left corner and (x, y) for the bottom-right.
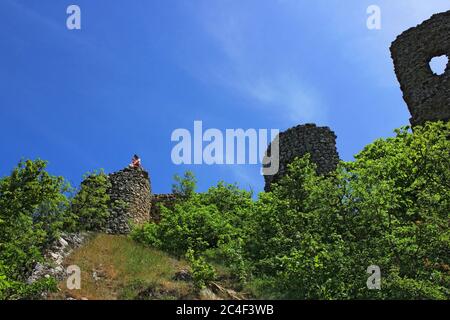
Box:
(0, 159), (72, 299)
(186, 249), (216, 289)
(133, 177), (253, 256)
(339, 122), (449, 299)
(242, 156), (354, 299)
(71, 170), (111, 231)
(132, 175), (254, 288)
(132, 194), (239, 256)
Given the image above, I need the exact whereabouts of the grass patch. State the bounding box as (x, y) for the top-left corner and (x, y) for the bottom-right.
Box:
(49, 233), (194, 300)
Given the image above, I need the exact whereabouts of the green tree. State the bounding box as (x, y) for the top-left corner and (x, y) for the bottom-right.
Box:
(186, 249), (216, 289)
(172, 171), (197, 198)
(244, 121), (449, 299)
(71, 170), (111, 231)
(341, 122), (449, 299)
(0, 159), (70, 298)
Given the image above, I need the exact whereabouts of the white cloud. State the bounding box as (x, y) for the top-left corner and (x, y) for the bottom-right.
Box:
(240, 73), (326, 123)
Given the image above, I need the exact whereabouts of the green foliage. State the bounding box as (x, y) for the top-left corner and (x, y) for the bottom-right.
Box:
(132, 195), (234, 256)
(133, 122), (449, 300)
(243, 157), (354, 299)
(339, 122), (450, 299)
(71, 170), (111, 231)
(10, 277), (58, 300)
(245, 122), (449, 299)
(133, 178), (253, 257)
(0, 161), (113, 299)
(132, 175), (254, 288)
(0, 159), (72, 299)
(186, 249), (216, 289)
(172, 171), (197, 198)
(0, 267), (57, 300)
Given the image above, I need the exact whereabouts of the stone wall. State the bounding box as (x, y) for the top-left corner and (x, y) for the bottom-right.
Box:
(79, 167), (179, 233)
(263, 123), (340, 191)
(151, 193), (178, 222)
(106, 167), (152, 234)
(390, 10), (450, 126)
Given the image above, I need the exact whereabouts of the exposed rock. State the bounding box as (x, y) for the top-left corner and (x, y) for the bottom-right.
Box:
(92, 271), (100, 282)
(92, 268), (106, 282)
(27, 232), (89, 285)
(58, 237), (69, 248)
(199, 288), (220, 300)
(173, 269), (192, 282)
(210, 281), (244, 300)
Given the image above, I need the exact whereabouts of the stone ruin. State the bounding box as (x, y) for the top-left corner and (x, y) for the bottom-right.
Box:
(390, 10), (450, 126)
(79, 167), (177, 234)
(105, 168), (152, 234)
(263, 123), (340, 191)
(150, 193), (178, 222)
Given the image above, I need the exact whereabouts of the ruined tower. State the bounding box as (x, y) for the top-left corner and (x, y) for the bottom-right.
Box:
(263, 123), (340, 191)
(390, 10), (450, 126)
(106, 167), (152, 234)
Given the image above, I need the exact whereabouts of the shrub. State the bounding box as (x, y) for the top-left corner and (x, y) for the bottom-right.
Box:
(133, 198), (235, 256)
(0, 159), (72, 299)
(133, 175), (252, 257)
(186, 249), (216, 289)
(71, 170), (111, 231)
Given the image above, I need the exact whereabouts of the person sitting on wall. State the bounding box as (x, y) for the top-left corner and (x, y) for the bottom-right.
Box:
(129, 154), (141, 169)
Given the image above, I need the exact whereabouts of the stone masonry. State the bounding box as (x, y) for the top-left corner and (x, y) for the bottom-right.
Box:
(150, 193), (178, 222)
(390, 10), (450, 126)
(81, 167), (179, 234)
(106, 167), (152, 234)
(263, 123), (340, 191)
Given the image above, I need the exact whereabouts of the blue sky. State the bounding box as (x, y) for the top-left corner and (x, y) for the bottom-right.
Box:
(1, 0), (449, 194)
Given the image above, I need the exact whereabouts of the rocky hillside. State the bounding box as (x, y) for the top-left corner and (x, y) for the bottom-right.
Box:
(46, 234), (245, 300)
